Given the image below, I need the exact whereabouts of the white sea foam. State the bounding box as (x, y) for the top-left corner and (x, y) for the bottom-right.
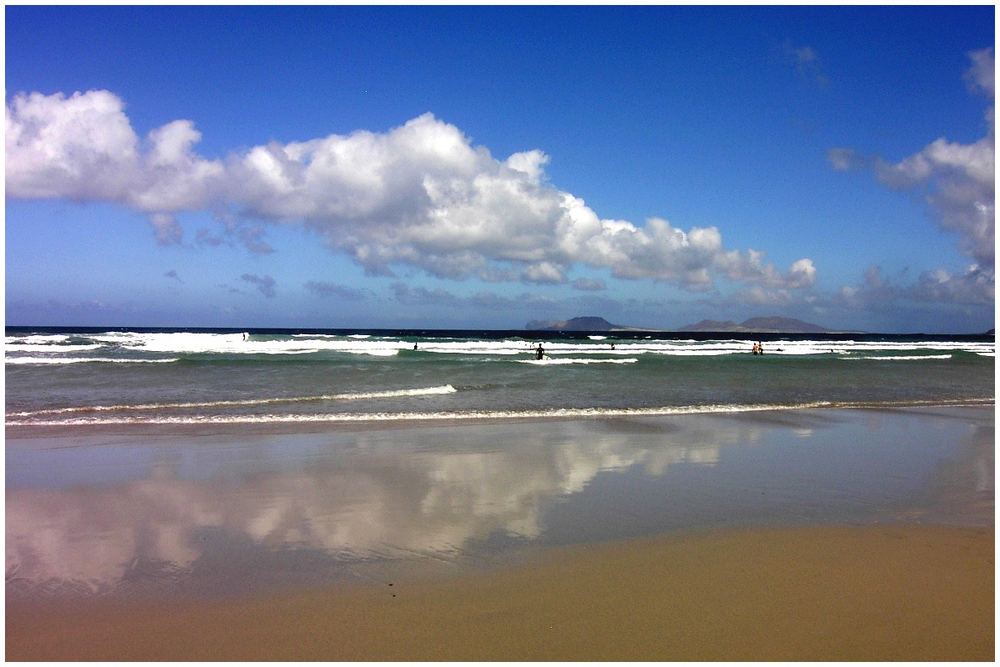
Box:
(649, 348), (740, 356)
(5, 334), (72, 345)
(5, 357), (179, 365)
(8, 385), (459, 417)
(7, 398), (993, 427)
(83, 332), (405, 357)
(5, 343), (104, 353)
(7, 330), (992, 361)
(839, 354), (953, 361)
(516, 357), (638, 365)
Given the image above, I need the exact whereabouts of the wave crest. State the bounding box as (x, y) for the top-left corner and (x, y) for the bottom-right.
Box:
(8, 385), (458, 417)
(7, 398), (993, 427)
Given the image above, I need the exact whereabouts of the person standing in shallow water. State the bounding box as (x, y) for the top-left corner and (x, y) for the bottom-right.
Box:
(535, 343), (545, 360)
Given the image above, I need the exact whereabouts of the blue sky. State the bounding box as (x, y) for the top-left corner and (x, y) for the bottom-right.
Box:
(5, 5), (995, 332)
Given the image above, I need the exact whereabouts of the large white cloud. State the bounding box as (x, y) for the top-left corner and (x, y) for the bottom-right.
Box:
(7, 91), (814, 291)
(6, 90), (140, 200)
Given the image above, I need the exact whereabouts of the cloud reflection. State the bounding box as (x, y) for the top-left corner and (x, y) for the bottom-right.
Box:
(6, 421), (727, 595)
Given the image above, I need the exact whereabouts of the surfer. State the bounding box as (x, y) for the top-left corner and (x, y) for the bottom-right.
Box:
(535, 343), (545, 360)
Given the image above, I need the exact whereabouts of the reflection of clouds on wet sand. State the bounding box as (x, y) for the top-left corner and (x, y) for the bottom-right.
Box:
(8, 408), (990, 597)
(922, 421), (994, 522)
(6, 421), (725, 595)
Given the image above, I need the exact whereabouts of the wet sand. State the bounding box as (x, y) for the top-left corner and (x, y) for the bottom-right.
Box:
(7, 523), (993, 661)
(6, 406), (995, 660)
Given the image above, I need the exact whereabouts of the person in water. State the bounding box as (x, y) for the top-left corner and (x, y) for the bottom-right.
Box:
(535, 343), (545, 360)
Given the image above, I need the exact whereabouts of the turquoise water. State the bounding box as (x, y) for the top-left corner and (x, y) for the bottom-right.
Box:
(5, 327), (994, 427)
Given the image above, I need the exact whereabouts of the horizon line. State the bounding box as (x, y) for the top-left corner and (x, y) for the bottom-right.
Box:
(4, 323), (994, 337)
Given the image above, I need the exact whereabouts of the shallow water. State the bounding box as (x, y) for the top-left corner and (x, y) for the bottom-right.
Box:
(6, 406), (993, 600)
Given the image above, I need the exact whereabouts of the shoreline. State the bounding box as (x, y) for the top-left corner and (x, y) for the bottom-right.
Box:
(7, 522), (994, 661)
(6, 398), (994, 438)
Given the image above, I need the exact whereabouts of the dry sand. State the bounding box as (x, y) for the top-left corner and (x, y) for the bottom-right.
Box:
(7, 522), (993, 661)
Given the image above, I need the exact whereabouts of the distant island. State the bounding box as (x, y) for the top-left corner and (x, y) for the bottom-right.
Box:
(525, 316), (633, 332)
(526, 315), (837, 333)
(677, 317), (833, 334)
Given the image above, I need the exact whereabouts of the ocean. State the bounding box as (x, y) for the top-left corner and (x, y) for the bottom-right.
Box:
(5, 326), (995, 428)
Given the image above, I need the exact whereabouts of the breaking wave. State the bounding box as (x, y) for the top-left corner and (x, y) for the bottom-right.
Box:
(7, 397), (993, 427)
(839, 354), (953, 361)
(515, 357), (638, 365)
(8, 385), (459, 417)
(5, 357), (179, 365)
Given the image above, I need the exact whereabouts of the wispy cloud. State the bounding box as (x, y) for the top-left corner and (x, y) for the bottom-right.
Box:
(836, 264), (993, 308)
(390, 282), (556, 311)
(240, 273), (276, 298)
(197, 213), (274, 254)
(571, 277), (606, 291)
(826, 147), (867, 172)
(6, 92), (815, 294)
(304, 280), (366, 300)
(783, 40), (828, 87)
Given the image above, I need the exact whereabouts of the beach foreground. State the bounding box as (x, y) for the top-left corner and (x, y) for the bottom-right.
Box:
(7, 523), (993, 661)
(6, 406), (994, 660)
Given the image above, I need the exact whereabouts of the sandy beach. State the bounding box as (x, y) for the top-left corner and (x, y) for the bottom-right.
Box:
(6, 406), (995, 660)
(6, 524), (993, 661)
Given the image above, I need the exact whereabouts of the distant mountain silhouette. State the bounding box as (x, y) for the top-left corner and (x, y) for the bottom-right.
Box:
(527, 314), (842, 333)
(526, 316), (629, 331)
(678, 316), (832, 333)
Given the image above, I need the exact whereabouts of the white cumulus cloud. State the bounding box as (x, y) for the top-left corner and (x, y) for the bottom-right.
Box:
(7, 90), (815, 292)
